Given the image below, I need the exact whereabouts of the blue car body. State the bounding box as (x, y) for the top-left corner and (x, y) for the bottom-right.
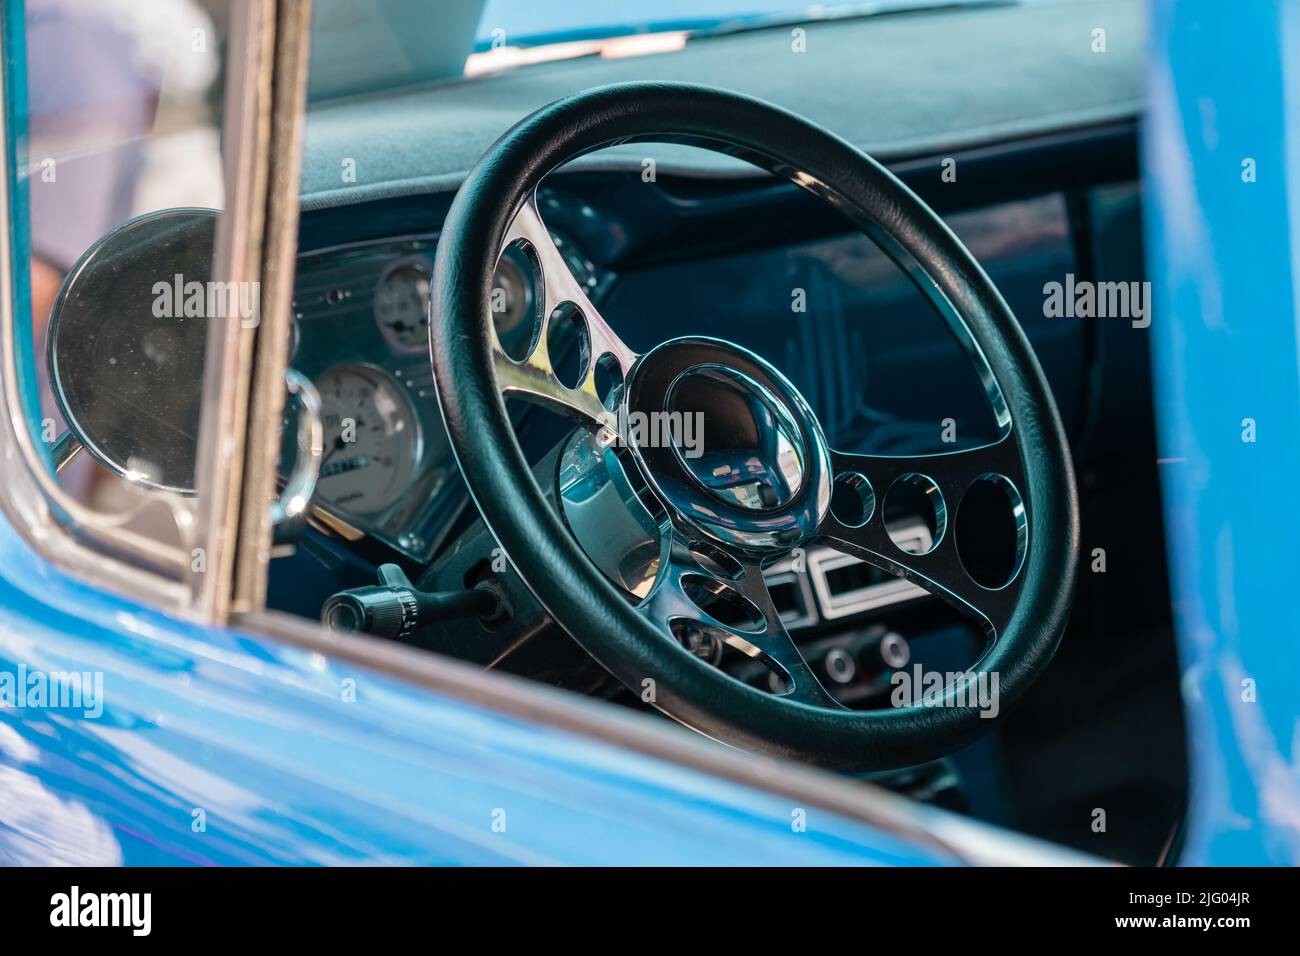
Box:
(0, 0), (1296, 866)
(1142, 0), (1300, 866)
(0, 514), (956, 865)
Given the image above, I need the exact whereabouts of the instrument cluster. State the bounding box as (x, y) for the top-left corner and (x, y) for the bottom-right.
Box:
(291, 228), (595, 560)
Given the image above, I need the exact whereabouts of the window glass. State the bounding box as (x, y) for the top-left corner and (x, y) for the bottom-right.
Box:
(11, 0), (231, 546)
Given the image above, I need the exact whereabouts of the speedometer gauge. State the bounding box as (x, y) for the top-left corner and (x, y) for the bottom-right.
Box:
(374, 258), (431, 350)
(315, 364), (420, 515)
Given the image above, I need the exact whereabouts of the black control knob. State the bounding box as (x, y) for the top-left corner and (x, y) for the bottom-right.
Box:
(322, 564), (500, 640)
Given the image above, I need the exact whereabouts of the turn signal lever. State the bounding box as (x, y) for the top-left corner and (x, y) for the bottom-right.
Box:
(321, 564), (502, 640)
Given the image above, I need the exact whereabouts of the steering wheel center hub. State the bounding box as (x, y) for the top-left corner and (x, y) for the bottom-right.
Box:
(666, 364), (806, 512)
(624, 337), (831, 554)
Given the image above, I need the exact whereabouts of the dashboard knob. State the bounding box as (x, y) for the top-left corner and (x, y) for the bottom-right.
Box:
(824, 647), (857, 684)
(879, 631), (911, 669)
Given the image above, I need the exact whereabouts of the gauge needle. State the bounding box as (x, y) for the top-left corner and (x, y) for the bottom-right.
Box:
(321, 422), (367, 467)
(322, 435), (347, 466)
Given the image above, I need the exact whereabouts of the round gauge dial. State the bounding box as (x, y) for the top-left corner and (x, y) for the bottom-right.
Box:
(374, 259), (431, 350)
(315, 364), (420, 515)
(491, 247), (539, 361)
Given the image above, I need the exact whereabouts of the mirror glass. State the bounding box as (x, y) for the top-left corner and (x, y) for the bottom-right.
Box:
(48, 209), (217, 494)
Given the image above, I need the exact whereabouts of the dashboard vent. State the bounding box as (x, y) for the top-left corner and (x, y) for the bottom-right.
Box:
(763, 524), (929, 629)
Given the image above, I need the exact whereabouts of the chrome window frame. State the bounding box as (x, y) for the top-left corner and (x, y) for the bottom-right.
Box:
(0, 0), (305, 623)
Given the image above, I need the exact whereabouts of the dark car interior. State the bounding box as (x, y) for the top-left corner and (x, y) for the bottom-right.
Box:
(246, 0), (1186, 865)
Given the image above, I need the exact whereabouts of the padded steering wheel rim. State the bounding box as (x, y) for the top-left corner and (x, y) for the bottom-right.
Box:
(432, 82), (1079, 770)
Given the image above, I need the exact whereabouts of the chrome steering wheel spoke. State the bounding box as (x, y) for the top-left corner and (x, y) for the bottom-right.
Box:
(817, 436), (1027, 639)
(636, 524), (846, 709)
(492, 194), (637, 444)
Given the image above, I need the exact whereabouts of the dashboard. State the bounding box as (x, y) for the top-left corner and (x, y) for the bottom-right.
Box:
(281, 152), (1143, 584)
(277, 163), (1142, 631)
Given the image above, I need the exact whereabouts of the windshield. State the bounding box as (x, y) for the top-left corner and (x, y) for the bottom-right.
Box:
(306, 0), (1093, 101)
(476, 0), (1015, 47)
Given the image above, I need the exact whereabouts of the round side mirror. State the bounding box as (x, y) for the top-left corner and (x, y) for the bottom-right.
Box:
(47, 208), (218, 493)
(47, 207), (322, 532)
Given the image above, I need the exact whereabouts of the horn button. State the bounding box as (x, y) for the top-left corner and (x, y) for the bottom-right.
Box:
(667, 366), (805, 511)
(623, 338), (832, 554)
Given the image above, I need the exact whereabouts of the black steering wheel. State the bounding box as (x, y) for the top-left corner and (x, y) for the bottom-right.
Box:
(432, 82), (1078, 770)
